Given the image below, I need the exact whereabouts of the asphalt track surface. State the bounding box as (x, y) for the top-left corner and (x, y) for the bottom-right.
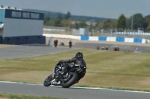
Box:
(0, 43), (150, 99)
(73, 41), (150, 52)
(0, 81), (150, 99)
(0, 45), (78, 60)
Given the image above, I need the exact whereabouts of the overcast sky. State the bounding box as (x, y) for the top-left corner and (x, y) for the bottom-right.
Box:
(0, 0), (149, 19)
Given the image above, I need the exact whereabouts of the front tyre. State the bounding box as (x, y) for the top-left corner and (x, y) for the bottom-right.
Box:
(43, 75), (52, 87)
(61, 72), (78, 88)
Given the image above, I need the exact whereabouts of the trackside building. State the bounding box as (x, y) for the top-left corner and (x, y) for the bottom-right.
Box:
(0, 8), (45, 44)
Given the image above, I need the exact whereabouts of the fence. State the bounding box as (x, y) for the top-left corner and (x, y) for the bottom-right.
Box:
(43, 34), (149, 44)
(2, 36), (45, 45)
(80, 36), (147, 44)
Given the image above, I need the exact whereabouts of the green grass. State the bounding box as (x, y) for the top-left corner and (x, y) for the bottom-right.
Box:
(0, 93), (67, 99)
(0, 49), (150, 91)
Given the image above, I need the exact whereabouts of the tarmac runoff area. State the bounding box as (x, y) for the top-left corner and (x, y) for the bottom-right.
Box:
(0, 45), (79, 60)
(0, 41), (150, 60)
(47, 38), (150, 52)
(73, 41), (150, 52)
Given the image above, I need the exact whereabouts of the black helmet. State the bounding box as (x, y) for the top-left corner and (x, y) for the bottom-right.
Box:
(75, 52), (83, 58)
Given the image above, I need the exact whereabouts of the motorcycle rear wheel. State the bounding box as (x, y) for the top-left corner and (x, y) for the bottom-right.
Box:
(61, 72), (78, 88)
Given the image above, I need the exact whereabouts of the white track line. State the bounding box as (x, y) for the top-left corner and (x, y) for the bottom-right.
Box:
(0, 81), (150, 94)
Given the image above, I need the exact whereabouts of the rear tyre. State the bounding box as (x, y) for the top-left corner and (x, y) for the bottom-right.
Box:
(43, 75), (52, 87)
(61, 72), (78, 88)
(69, 45), (72, 48)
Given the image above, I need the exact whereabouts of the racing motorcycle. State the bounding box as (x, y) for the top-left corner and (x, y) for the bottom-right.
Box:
(69, 43), (72, 48)
(43, 62), (86, 88)
(69, 41), (72, 48)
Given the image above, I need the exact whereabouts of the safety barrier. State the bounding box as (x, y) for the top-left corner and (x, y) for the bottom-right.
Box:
(89, 36), (98, 41)
(98, 36), (107, 41)
(125, 38), (134, 43)
(43, 34), (149, 44)
(134, 38), (142, 43)
(81, 36), (89, 40)
(116, 37), (125, 42)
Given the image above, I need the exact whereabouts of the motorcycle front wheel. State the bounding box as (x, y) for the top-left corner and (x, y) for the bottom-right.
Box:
(43, 75), (52, 87)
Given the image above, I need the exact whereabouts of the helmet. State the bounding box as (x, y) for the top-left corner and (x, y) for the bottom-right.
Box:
(75, 52), (83, 58)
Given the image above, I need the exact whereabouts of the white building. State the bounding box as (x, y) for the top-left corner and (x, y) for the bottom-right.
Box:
(0, 6), (45, 44)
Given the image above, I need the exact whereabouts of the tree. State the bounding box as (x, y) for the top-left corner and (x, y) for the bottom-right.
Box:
(78, 20), (87, 28)
(145, 15), (150, 24)
(109, 20), (117, 28)
(127, 13), (148, 30)
(45, 18), (62, 26)
(54, 18), (62, 27)
(89, 21), (95, 32)
(61, 19), (69, 27)
(117, 14), (126, 29)
(102, 19), (111, 29)
(75, 22), (79, 29)
(145, 15), (150, 32)
(95, 21), (103, 29)
(45, 20), (55, 26)
(57, 13), (62, 20)
(147, 24), (150, 32)
(95, 19), (116, 30)
(44, 17), (50, 24)
(65, 11), (71, 20)
(55, 13), (62, 26)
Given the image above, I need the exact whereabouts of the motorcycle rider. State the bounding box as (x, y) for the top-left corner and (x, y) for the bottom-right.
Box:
(54, 39), (58, 47)
(68, 40), (72, 48)
(60, 41), (65, 46)
(55, 52), (86, 83)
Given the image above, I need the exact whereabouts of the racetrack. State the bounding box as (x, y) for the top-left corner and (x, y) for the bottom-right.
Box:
(73, 41), (150, 52)
(0, 42), (150, 99)
(0, 45), (79, 60)
(0, 81), (150, 99)
(2, 41), (150, 60)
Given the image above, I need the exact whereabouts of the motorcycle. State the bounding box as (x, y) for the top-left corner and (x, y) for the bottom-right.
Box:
(69, 41), (72, 48)
(43, 62), (86, 88)
(69, 44), (72, 48)
(114, 47), (120, 51)
(59, 42), (65, 46)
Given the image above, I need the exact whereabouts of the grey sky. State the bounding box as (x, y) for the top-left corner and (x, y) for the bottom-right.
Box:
(0, 0), (149, 19)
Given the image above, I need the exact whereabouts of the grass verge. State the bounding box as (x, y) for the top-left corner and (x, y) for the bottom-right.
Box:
(0, 48), (150, 91)
(0, 93), (67, 99)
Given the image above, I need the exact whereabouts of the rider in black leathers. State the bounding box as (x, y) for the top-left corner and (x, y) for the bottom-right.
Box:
(56, 52), (86, 83)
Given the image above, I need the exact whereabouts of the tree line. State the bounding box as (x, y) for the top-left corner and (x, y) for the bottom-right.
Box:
(44, 11), (87, 29)
(95, 13), (150, 32)
(44, 12), (150, 32)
